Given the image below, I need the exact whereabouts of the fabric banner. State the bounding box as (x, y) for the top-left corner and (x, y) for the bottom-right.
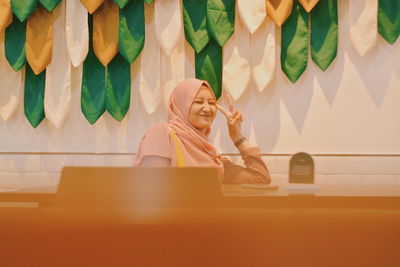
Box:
(80, 0), (104, 14)
(206, 0), (235, 47)
(139, 1), (161, 114)
(10, 0), (37, 22)
(0, 0), (12, 32)
(182, 0), (210, 53)
(155, 0), (182, 55)
(298, 0), (319, 13)
(114, 0), (129, 9)
(93, 0), (119, 66)
(119, 0), (144, 63)
(237, 0), (266, 34)
(0, 31), (21, 121)
(66, 0), (88, 67)
(281, 0), (308, 83)
(310, 0), (337, 71)
(222, 8), (250, 101)
(250, 16), (275, 92)
(26, 4), (53, 75)
(5, 15), (26, 71)
(378, 0), (400, 44)
(39, 0), (61, 11)
(349, 0), (377, 56)
(106, 53), (131, 121)
(44, 1), (71, 129)
(81, 15), (106, 124)
(161, 30), (185, 107)
(266, 0), (293, 26)
(25, 64), (45, 128)
(195, 39), (222, 99)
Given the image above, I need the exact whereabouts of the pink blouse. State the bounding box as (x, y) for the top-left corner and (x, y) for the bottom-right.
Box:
(140, 146), (271, 184)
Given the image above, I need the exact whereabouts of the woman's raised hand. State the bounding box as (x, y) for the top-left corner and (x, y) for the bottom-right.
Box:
(216, 94), (244, 142)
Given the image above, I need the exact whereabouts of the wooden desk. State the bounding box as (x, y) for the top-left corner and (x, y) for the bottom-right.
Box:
(1, 184), (400, 266)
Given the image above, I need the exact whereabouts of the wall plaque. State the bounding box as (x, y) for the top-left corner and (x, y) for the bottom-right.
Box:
(289, 152), (314, 184)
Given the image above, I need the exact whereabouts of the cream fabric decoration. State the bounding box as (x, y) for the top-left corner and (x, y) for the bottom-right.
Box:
(0, 31), (21, 121)
(251, 16), (275, 92)
(139, 2), (162, 114)
(349, 0), (378, 56)
(44, 2), (71, 129)
(222, 9), (251, 101)
(161, 33), (185, 108)
(155, 0), (182, 55)
(237, 0), (266, 34)
(66, 0), (88, 67)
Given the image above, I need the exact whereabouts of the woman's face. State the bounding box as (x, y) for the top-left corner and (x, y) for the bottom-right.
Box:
(188, 85), (217, 131)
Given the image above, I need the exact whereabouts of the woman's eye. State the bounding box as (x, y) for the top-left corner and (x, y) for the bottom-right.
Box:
(209, 101), (216, 105)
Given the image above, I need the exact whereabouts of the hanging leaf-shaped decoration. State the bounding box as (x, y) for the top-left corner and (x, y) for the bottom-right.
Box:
(266, 0), (293, 26)
(114, 0), (129, 9)
(106, 53), (131, 121)
(93, 0), (119, 66)
(281, 0), (308, 83)
(119, 0), (145, 63)
(25, 64), (45, 128)
(378, 0), (400, 44)
(310, 0), (338, 71)
(206, 0), (235, 46)
(80, 0), (104, 14)
(0, 0), (13, 32)
(39, 0), (61, 11)
(66, 0), (89, 67)
(237, 0), (266, 34)
(10, 0), (37, 22)
(298, 0), (319, 13)
(195, 39), (222, 99)
(5, 15), (26, 71)
(26, 4), (53, 75)
(81, 15), (106, 124)
(182, 0), (210, 53)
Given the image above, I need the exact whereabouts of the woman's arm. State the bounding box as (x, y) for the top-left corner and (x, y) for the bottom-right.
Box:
(217, 95), (271, 184)
(221, 147), (271, 184)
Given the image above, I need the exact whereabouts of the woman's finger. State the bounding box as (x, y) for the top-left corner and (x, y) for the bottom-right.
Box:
(226, 94), (235, 113)
(216, 104), (231, 118)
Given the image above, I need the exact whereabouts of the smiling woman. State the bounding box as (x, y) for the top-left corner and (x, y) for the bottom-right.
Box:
(134, 78), (271, 184)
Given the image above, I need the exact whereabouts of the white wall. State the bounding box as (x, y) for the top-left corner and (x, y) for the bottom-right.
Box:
(1, 0), (400, 155)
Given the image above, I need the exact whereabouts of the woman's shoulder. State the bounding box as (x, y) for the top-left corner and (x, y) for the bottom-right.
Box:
(145, 122), (170, 136)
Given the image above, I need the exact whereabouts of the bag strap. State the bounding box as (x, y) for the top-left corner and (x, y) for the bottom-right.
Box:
(168, 126), (186, 167)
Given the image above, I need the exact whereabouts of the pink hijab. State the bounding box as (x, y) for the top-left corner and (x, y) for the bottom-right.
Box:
(135, 78), (223, 170)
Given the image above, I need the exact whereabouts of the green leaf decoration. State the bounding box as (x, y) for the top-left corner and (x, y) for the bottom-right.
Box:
(39, 0), (61, 11)
(195, 39), (222, 99)
(144, 0), (153, 4)
(182, 0), (210, 53)
(106, 53), (131, 121)
(206, 0), (235, 47)
(281, 0), (309, 83)
(114, 0), (130, 9)
(5, 15), (26, 71)
(378, 0), (400, 44)
(311, 0), (338, 71)
(81, 15), (106, 124)
(119, 0), (145, 63)
(24, 64), (45, 128)
(11, 0), (37, 22)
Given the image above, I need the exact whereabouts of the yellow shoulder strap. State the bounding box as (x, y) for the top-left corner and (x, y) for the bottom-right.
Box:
(168, 126), (186, 167)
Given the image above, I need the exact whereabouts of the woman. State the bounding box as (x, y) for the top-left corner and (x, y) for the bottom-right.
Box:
(134, 78), (271, 184)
